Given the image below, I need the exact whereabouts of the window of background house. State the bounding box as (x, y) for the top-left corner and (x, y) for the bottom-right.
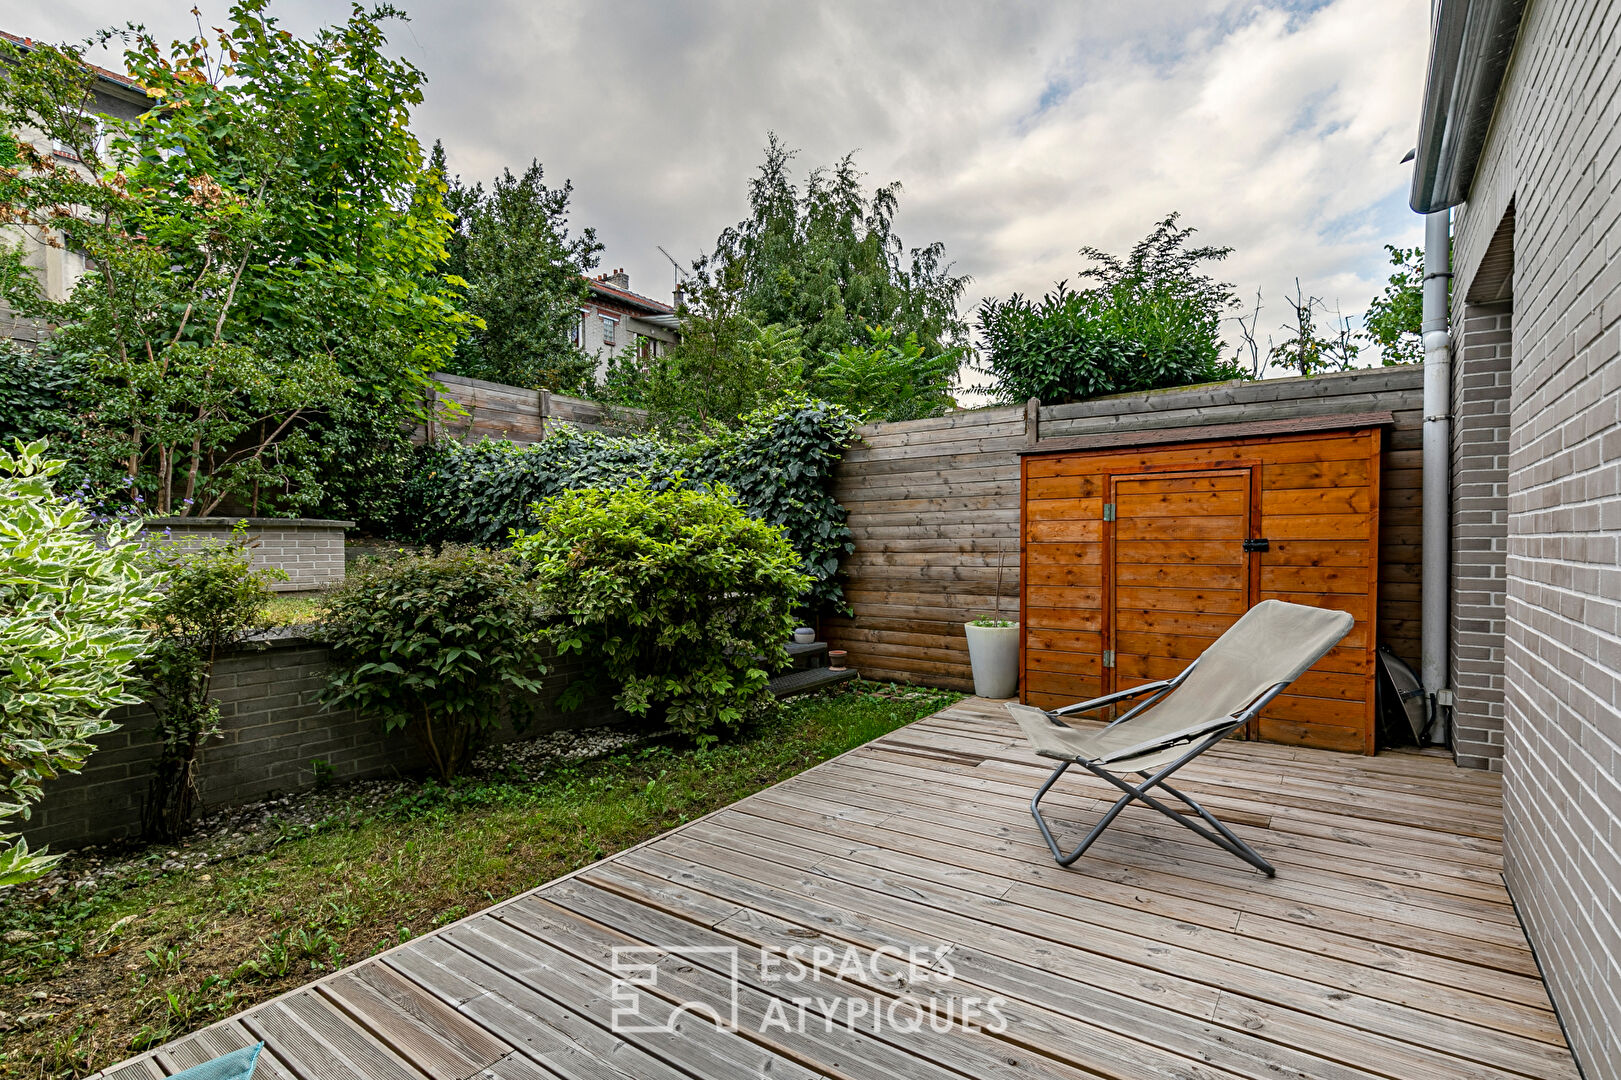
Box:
(601, 315), (617, 345)
(51, 113), (105, 162)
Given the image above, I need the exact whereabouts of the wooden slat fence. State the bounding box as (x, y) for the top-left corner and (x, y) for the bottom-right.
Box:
(827, 366), (1425, 693)
(419, 372), (645, 444)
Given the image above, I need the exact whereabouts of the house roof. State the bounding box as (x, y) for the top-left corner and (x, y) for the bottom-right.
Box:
(1409, 0), (1527, 213)
(583, 275), (675, 316)
(0, 30), (152, 100)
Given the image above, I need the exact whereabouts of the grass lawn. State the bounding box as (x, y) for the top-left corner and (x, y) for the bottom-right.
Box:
(0, 681), (959, 1078)
(259, 593), (325, 627)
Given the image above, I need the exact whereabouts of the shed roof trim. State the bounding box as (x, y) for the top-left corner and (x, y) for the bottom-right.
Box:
(1019, 411), (1395, 456)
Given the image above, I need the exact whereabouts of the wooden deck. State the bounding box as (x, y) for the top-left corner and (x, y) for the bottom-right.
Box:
(100, 698), (1576, 1080)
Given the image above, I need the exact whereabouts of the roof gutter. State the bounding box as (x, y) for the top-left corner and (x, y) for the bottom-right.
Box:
(1409, 0), (1527, 213)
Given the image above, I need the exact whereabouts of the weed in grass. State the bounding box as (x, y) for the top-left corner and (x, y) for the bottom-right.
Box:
(309, 758), (336, 788)
(141, 947), (184, 977)
(42, 1023), (92, 1077)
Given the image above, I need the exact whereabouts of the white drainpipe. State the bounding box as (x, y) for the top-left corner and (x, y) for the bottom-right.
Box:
(1420, 208), (1453, 745)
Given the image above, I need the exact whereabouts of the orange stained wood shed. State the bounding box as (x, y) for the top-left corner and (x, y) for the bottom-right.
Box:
(1019, 418), (1387, 754)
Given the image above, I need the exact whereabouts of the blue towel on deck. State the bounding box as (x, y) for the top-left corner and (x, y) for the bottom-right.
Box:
(166, 1042), (263, 1080)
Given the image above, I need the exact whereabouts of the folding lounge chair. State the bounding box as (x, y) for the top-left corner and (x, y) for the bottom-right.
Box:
(1005, 599), (1354, 876)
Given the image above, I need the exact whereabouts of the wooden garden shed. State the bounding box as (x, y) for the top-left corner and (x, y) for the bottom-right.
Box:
(1019, 412), (1391, 753)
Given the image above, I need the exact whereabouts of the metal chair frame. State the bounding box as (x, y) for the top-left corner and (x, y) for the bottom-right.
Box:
(1029, 666), (1290, 877)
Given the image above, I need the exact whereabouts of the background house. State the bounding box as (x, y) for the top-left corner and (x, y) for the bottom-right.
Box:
(0, 30), (151, 346)
(575, 269), (680, 376)
(1412, 0), (1621, 1074)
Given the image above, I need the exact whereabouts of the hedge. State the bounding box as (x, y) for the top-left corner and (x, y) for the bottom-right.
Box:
(401, 398), (859, 613)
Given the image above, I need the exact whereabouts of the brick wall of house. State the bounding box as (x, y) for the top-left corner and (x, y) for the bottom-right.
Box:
(1448, 0), (1621, 1073)
(1449, 303), (1512, 770)
(23, 637), (619, 851)
(1, 80), (150, 344)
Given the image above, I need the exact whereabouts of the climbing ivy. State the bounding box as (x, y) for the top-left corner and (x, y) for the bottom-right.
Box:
(0, 345), (80, 448)
(401, 398), (859, 613)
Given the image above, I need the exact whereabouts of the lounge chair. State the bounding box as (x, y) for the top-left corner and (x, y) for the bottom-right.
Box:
(1005, 599), (1354, 876)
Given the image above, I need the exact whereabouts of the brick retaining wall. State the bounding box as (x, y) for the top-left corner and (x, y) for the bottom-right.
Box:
(145, 518), (352, 593)
(23, 636), (620, 851)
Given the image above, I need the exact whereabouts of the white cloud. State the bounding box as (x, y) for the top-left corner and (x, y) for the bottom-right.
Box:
(19, 0), (1429, 378)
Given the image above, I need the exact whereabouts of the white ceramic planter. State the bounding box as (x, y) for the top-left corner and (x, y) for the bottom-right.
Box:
(964, 622), (1020, 698)
(793, 627), (816, 644)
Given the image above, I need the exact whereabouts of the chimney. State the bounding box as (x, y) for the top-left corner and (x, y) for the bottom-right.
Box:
(604, 268), (630, 290)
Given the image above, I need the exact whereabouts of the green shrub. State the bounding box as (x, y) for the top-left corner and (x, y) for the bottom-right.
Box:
(977, 214), (1249, 405)
(139, 529), (283, 840)
(316, 546), (549, 780)
(300, 396), (418, 533)
(403, 397), (857, 612)
(811, 325), (961, 421)
(977, 280), (1247, 404)
(514, 482), (810, 740)
(405, 428), (681, 546)
(0, 439), (157, 885)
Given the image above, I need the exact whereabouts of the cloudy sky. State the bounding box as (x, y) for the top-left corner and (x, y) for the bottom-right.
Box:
(27, 0), (1430, 373)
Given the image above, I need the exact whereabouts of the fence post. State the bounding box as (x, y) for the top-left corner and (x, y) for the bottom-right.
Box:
(1025, 397), (1041, 447)
(539, 388), (551, 440)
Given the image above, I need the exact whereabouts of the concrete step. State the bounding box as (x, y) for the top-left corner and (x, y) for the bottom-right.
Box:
(769, 666), (858, 699)
(786, 641), (828, 670)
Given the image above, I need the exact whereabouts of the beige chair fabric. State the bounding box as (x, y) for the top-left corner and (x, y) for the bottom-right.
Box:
(1008, 600), (1354, 773)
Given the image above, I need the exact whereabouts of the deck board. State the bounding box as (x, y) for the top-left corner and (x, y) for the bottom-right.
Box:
(96, 698), (1577, 1080)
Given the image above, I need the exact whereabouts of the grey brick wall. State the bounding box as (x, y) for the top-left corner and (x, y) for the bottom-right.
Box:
(1450, 303), (1512, 770)
(1448, 0), (1621, 1074)
(146, 518), (351, 592)
(23, 636), (619, 851)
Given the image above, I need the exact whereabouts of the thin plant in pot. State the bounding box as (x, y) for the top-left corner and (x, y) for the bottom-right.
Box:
(964, 542), (1020, 698)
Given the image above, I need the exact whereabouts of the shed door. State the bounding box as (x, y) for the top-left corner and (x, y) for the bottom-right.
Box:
(1108, 469), (1255, 700)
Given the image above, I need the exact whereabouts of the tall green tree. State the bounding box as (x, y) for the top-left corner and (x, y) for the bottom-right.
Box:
(700, 134), (970, 360)
(603, 264), (806, 432)
(437, 147), (603, 392)
(0, 2), (465, 518)
(1362, 244), (1426, 365)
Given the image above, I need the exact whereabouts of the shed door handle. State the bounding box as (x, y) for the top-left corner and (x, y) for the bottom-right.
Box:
(1242, 538), (1270, 553)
